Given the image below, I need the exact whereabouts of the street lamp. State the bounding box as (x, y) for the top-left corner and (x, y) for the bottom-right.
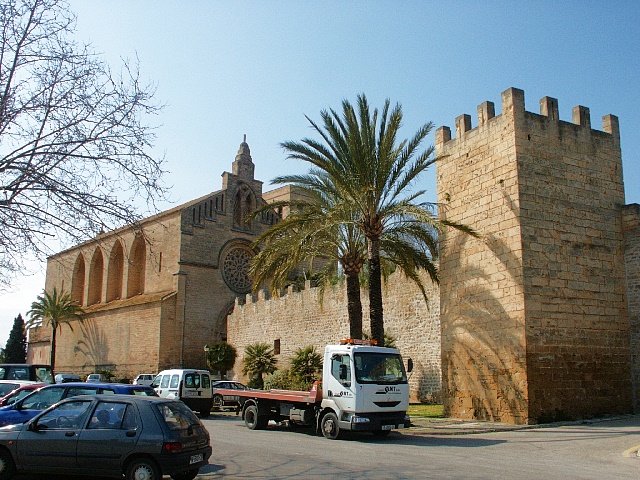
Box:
(203, 344), (210, 370)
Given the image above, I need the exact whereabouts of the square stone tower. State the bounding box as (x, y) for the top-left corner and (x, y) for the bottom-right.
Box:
(436, 87), (632, 423)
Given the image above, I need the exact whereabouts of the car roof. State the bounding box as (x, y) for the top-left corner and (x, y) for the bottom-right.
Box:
(69, 393), (176, 404)
(41, 382), (152, 390)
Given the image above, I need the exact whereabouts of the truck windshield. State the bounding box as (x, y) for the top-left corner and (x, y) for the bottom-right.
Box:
(354, 352), (407, 384)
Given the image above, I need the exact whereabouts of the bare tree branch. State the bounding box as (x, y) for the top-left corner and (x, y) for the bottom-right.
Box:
(0, 0), (167, 288)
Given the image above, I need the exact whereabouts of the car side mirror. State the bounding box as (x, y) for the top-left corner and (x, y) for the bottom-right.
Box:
(27, 421), (39, 432)
(407, 358), (413, 373)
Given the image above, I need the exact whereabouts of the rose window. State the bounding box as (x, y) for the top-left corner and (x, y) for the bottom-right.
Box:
(222, 247), (253, 293)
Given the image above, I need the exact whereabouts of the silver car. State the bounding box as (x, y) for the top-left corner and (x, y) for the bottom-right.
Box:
(0, 394), (212, 480)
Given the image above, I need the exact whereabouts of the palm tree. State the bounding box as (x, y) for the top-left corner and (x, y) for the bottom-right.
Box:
(290, 345), (323, 387)
(242, 342), (277, 389)
(27, 288), (84, 369)
(206, 341), (237, 380)
(250, 180), (367, 338)
(278, 94), (476, 346)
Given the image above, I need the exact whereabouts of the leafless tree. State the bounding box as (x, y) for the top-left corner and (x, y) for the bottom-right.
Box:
(0, 0), (167, 288)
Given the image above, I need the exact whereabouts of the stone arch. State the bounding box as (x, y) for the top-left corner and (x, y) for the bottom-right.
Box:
(232, 184), (256, 231)
(218, 301), (236, 342)
(106, 240), (124, 302)
(127, 235), (146, 297)
(87, 248), (104, 305)
(71, 254), (86, 305)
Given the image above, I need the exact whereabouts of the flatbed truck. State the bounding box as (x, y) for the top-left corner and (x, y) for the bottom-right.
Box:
(216, 339), (412, 439)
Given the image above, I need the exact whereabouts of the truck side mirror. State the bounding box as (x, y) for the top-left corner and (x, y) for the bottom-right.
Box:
(407, 358), (413, 373)
(339, 364), (348, 380)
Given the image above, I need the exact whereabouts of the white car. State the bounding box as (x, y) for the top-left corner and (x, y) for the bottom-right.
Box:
(86, 373), (104, 382)
(133, 373), (155, 386)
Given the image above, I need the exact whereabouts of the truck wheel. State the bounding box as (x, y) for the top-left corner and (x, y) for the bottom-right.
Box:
(213, 394), (223, 410)
(321, 412), (341, 440)
(244, 404), (268, 430)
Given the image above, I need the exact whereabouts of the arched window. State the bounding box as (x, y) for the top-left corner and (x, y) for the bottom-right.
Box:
(233, 186), (255, 232)
(71, 255), (86, 305)
(106, 241), (124, 302)
(87, 248), (104, 305)
(127, 236), (146, 297)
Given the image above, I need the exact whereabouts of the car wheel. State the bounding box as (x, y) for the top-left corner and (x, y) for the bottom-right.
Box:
(0, 448), (15, 480)
(321, 412), (341, 440)
(244, 404), (268, 430)
(213, 394), (223, 410)
(171, 469), (199, 480)
(125, 458), (162, 480)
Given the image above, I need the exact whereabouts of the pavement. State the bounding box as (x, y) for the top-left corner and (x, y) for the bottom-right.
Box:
(212, 408), (640, 437)
(407, 413), (640, 436)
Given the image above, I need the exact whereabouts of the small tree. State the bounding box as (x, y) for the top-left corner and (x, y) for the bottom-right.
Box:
(242, 343), (277, 389)
(26, 288), (83, 369)
(290, 346), (323, 388)
(206, 341), (237, 379)
(4, 314), (27, 363)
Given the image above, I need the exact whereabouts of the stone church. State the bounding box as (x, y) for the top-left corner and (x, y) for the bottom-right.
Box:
(27, 138), (296, 377)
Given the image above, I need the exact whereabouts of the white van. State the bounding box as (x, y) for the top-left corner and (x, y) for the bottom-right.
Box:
(151, 369), (212, 416)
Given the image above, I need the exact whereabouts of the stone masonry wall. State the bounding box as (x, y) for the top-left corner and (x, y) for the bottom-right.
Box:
(227, 271), (441, 402)
(436, 87), (632, 424)
(624, 204), (640, 411)
(436, 90), (528, 423)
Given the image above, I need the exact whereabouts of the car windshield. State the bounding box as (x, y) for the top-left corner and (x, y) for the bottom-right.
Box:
(0, 383), (18, 397)
(354, 352), (408, 385)
(22, 387), (64, 410)
(131, 388), (157, 396)
(156, 402), (200, 430)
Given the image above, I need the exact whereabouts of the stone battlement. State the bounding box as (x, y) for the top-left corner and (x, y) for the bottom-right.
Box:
(436, 87), (619, 148)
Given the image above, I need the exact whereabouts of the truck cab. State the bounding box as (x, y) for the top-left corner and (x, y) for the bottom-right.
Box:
(320, 340), (410, 438)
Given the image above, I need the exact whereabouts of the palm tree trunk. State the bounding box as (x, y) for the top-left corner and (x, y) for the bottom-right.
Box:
(368, 237), (384, 346)
(50, 326), (57, 369)
(345, 272), (363, 339)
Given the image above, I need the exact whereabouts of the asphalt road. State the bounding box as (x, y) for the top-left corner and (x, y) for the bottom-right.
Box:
(12, 414), (640, 479)
(193, 414), (640, 479)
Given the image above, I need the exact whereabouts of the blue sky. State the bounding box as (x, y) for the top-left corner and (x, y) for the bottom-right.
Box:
(1, 1), (639, 345)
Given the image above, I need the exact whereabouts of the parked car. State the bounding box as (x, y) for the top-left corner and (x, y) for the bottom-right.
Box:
(133, 373), (155, 386)
(0, 381), (40, 399)
(55, 373), (81, 383)
(0, 382), (156, 426)
(86, 373), (104, 382)
(0, 384), (46, 407)
(0, 394), (211, 480)
(211, 380), (249, 410)
(0, 364), (54, 384)
(152, 369), (212, 417)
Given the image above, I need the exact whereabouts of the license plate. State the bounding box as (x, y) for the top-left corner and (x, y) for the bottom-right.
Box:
(382, 425), (393, 430)
(190, 453), (203, 465)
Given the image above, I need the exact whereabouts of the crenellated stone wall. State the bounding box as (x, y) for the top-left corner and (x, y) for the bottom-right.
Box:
(227, 271), (441, 402)
(437, 87), (632, 423)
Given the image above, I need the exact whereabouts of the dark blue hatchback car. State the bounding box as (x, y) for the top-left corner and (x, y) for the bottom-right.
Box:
(0, 382), (156, 426)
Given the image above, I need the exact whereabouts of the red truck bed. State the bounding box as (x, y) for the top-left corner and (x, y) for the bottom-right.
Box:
(215, 381), (322, 405)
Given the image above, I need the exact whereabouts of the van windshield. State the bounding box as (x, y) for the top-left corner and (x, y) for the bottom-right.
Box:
(35, 367), (54, 383)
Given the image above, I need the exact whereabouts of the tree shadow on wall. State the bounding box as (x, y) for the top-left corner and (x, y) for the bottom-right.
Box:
(74, 319), (109, 367)
(415, 362), (443, 403)
(441, 221), (529, 423)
